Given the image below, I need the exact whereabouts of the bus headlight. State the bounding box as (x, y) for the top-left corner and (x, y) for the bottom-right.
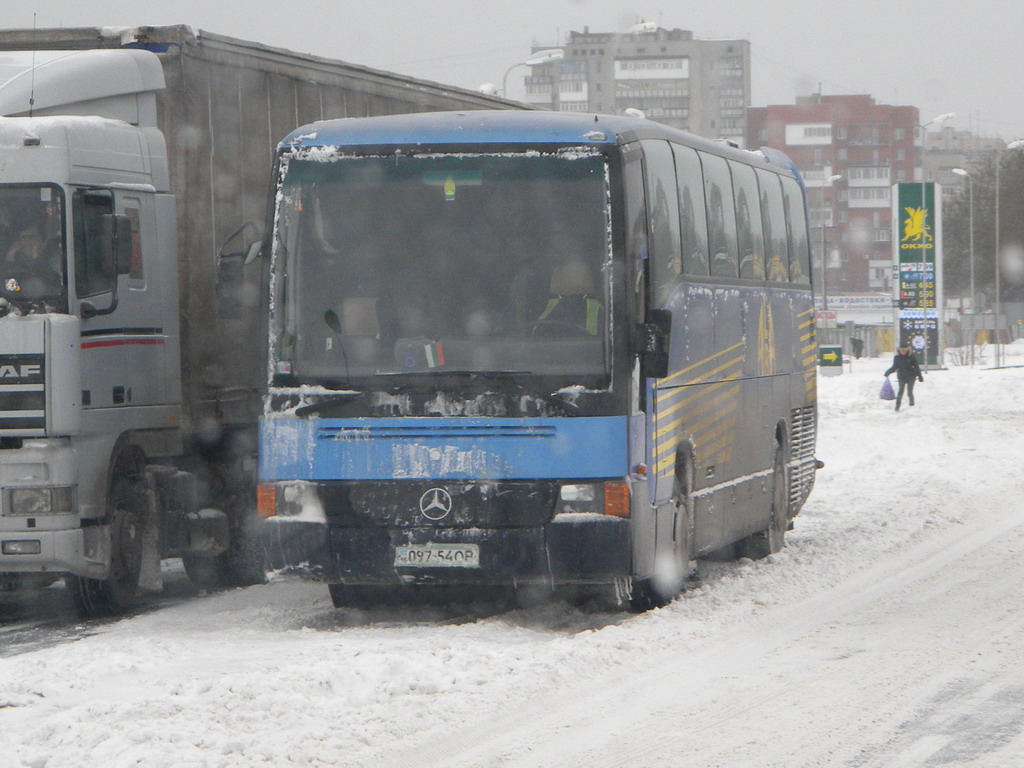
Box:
(6, 486), (75, 516)
(556, 482), (631, 518)
(560, 484), (596, 502)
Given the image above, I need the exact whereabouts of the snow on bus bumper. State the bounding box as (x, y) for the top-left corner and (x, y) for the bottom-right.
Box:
(259, 514), (632, 585)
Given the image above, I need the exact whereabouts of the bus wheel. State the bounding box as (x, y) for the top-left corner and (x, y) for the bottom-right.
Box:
(328, 583), (396, 609)
(623, 459), (697, 611)
(66, 473), (146, 616)
(672, 456), (696, 585)
(738, 444), (788, 559)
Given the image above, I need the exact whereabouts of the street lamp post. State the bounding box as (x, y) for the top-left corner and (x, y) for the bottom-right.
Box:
(819, 174), (842, 331)
(952, 167), (974, 365)
(992, 138), (1024, 366)
(914, 112), (955, 371)
(501, 49), (564, 102)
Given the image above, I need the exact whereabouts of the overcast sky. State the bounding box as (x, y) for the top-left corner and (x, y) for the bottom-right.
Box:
(5, 0), (1023, 139)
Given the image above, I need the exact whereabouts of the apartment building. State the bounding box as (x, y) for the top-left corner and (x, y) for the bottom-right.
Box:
(747, 94), (919, 294)
(523, 26), (750, 141)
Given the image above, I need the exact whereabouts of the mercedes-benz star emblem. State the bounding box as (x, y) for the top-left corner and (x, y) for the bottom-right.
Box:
(419, 488), (453, 521)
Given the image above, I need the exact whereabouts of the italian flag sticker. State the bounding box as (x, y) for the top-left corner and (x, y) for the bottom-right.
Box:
(425, 341), (445, 368)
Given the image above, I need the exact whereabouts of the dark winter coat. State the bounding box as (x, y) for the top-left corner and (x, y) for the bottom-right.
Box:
(885, 351), (923, 383)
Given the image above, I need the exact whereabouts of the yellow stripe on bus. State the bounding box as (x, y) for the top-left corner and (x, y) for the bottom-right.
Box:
(654, 390), (740, 471)
(704, 418), (739, 462)
(655, 384), (739, 448)
(654, 377), (740, 436)
(655, 341), (744, 388)
(656, 398), (739, 471)
(658, 415), (739, 477)
(655, 354), (743, 407)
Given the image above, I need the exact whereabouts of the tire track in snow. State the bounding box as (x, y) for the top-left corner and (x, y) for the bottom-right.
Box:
(365, 495), (1024, 768)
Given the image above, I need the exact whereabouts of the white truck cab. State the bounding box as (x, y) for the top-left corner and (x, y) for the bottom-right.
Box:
(0, 50), (220, 613)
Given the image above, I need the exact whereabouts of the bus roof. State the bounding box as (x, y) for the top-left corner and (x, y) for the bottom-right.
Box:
(280, 110), (628, 149)
(278, 110), (800, 180)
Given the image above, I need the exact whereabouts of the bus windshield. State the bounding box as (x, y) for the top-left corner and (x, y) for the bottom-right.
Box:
(0, 184), (66, 309)
(272, 150), (610, 387)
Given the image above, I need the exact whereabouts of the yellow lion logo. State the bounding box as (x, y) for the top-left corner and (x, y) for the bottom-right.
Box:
(903, 206), (933, 243)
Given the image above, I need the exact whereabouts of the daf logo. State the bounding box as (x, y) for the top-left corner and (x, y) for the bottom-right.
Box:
(0, 364), (41, 379)
(419, 488), (453, 521)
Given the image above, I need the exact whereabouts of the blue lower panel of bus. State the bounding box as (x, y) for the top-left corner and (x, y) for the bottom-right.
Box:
(259, 416), (629, 481)
(261, 517), (631, 585)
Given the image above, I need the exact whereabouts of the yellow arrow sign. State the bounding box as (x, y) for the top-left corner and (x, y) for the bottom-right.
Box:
(822, 351), (839, 362)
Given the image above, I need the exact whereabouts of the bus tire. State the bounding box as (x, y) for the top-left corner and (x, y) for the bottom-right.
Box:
(628, 455), (696, 611)
(738, 444), (788, 559)
(328, 583), (397, 609)
(66, 472), (146, 617)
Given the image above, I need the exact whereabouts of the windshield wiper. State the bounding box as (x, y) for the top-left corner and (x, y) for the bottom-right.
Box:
(377, 370), (581, 415)
(293, 390), (365, 418)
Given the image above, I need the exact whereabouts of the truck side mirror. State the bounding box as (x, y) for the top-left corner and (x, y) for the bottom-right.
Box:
(637, 307), (672, 379)
(100, 214), (133, 276)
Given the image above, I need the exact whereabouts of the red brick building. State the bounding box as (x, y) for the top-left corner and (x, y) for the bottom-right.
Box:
(747, 94), (920, 295)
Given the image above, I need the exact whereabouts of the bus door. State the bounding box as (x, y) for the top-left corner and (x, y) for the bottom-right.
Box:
(622, 143), (660, 506)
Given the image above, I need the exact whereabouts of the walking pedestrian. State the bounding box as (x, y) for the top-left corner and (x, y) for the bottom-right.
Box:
(884, 346), (923, 412)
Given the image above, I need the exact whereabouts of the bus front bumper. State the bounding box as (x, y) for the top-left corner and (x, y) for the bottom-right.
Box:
(260, 515), (631, 586)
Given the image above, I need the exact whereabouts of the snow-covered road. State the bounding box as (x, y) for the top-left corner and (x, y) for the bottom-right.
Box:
(2, 347), (1023, 768)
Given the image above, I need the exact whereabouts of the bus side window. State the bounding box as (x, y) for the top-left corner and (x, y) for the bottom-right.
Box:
(757, 169), (790, 283)
(699, 152), (738, 279)
(781, 176), (811, 285)
(640, 140), (682, 307)
(671, 143), (709, 277)
(731, 162), (765, 280)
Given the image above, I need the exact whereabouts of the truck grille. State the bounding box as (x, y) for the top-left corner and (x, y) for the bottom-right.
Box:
(0, 354), (45, 436)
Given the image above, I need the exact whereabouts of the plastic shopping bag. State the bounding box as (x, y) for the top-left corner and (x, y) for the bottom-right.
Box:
(879, 378), (895, 401)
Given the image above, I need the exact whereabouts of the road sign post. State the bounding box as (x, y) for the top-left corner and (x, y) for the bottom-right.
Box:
(818, 345), (843, 377)
(892, 182), (944, 368)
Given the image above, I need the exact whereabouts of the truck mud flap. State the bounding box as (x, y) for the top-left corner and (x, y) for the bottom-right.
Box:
(260, 519), (331, 580)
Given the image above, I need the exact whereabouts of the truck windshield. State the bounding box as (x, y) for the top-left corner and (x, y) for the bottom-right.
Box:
(272, 151), (610, 387)
(0, 184), (66, 309)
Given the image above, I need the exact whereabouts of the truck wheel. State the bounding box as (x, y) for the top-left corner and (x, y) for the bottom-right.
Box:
(66, 474), (146, 616)
(182, 511), (266, 590)
(738, 444), (788, 559)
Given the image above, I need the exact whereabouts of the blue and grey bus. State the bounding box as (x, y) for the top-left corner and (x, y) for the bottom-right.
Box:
(257, 111), (817, 609)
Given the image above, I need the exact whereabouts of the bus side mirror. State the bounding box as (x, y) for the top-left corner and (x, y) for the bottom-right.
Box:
(216, 222), (263, 319)
(100, 214), (133, 276)
(637, 308), (671, 379)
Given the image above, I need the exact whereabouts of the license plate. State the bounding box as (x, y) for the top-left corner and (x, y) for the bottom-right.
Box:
(394, 543), (480, 568)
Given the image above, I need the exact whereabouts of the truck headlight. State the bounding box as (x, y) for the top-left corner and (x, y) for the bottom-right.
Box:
(6, 486), (75, 515)
(2, 540), (42, 555)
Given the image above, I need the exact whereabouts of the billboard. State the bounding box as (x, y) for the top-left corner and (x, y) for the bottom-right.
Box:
(893, 182), (943, 366)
